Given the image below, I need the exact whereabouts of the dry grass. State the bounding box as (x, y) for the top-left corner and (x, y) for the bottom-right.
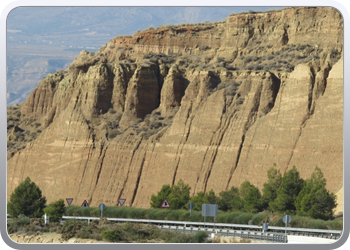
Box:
(212, 236), (252, 243)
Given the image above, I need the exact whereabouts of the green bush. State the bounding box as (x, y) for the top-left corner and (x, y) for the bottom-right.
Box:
(59, 219), (86, 240)
(251, 213), (270, 225)
(179, 211), (191, 221)
(43, 199), (65, 222)
(193, 231), (208, 243)
(217, 211), (241, 223)
(166, 210), (185, 221)
(165, 231), (195, 243)
(102, 230), (120, 242)
(235, 213), (254, 224)
(7, 214), (31, 234)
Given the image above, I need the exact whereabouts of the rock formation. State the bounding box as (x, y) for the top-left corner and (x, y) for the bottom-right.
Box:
(7, 7), (343, 213)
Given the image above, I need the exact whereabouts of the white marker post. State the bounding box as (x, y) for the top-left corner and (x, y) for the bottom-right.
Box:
(44, 214), (49, 225)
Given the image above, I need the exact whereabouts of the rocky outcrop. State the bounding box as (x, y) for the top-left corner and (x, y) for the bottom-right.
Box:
(7, 7), (343, 213)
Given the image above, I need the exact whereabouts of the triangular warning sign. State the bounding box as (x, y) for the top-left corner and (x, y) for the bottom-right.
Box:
(118, 199), (126, 206)
(161, 199), (171, 208)
(81, 200), (89, 207)
(66, 198), (73, 206)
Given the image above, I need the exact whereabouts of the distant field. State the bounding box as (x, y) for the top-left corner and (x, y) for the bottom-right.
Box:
(7, 44), (82, 57)
(7, 44), (78, 105)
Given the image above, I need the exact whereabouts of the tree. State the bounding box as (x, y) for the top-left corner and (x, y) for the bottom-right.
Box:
(150, 184), (171, 208)
(218, 186), (239, 211)
(269, 166), (304, 213)
(43, 199), (65, 222)
(7, 177), (47, 218)
(261, 166), (282, 210)
(167, 179), (191, 209)
(295, 167), (336, 220)
(203, 189), (218, 204)
(231, 195), (244, 211)
(239, 181), (263, 213)
(150, 180), (191, 209)
(190, 191), (205, 211)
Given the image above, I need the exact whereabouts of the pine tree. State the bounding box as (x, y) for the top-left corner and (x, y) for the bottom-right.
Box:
(190, 191), (205, 211)
(150, 184), (171, 208)
(261, 166), (282, 210)
(218, 186), (239, 211)
(7, 177), (47, 218)
(150, 180), (191, 209)
(269, 166), (304, 213)
(238, 181), (263, 213)
(167, 179), (191, 209)
(295, 167), (336, 220)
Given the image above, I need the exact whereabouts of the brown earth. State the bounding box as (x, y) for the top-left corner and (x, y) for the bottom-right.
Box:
(7, 7), (343, 213)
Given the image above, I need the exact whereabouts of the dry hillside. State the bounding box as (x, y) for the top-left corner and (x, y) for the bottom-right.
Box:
(7, 7), (343, 213)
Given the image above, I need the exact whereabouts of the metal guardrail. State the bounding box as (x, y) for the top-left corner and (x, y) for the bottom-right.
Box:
(61, 216), (342, 240)
(155, 224), (287, 242)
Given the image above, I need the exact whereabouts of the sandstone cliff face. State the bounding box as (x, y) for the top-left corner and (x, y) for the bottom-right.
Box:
(7, 7), (343, 212)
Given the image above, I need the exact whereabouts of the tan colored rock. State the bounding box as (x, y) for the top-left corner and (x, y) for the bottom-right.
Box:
(7, 7), (343, 214)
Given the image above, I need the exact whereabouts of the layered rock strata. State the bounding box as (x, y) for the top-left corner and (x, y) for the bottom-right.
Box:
(7, 7), (343, 212)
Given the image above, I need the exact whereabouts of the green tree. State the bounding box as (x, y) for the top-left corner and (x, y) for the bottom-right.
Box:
(167, 179), (191, 209)
(150, 184), (171, 208)
(239, 181), (262, 213)
(218, 186), (239, 211)
(231, 195), (244, 211)
(203, 189), (218, 204)
(7, 177), (47, 218)
(150, 180), (191, 209)
(43, 199), (65, 222)
(269, 166), (304, 213)
(261, 166), (282, 210)
(295, 167), (336, 220)
(190, 191), (205, 211)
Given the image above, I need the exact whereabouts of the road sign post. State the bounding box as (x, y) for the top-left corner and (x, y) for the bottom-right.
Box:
(188, 203), (194, 215)
(201, 204), (218, 229)
(282, 214), (291, 243)
(99, 203), (106, 217)
(262, 222), (268, 233)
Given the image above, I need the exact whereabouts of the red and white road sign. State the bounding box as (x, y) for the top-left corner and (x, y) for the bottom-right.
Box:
(66, 198), (73, 206)
(161, 199), (171, 208)
(81, 200), (89, 207)
(118, 199), (126, 206)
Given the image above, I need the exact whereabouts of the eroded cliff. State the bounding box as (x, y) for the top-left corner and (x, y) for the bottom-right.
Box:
(7, 7), (343, 212)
